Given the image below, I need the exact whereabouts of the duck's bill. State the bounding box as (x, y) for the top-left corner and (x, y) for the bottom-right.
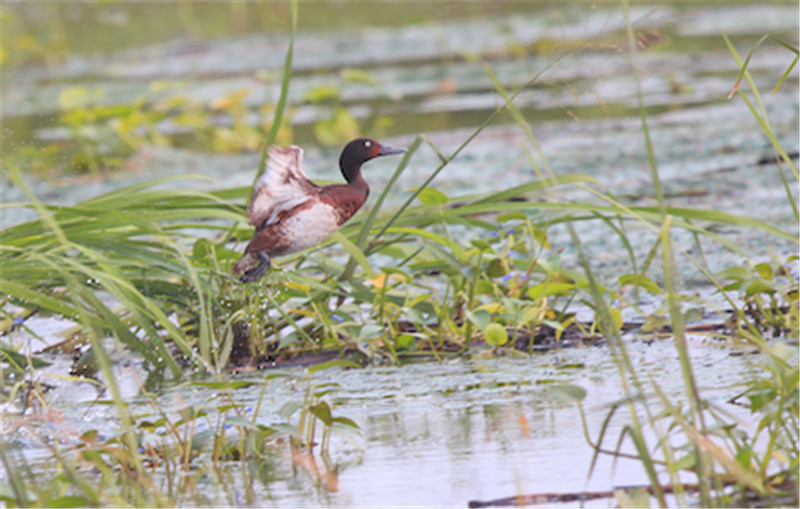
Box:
(379, 145), (407, 156)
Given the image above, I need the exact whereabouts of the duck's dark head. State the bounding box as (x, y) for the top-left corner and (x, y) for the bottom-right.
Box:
(339, 138), (406, 183)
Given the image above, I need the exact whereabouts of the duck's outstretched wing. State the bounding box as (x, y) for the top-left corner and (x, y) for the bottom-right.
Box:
(247, 145), (319, 228)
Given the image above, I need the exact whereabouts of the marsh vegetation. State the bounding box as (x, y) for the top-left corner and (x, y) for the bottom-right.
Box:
(1, 1), (798, 506)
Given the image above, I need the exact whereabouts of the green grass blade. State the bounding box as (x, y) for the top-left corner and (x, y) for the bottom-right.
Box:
(254, 0), (298, 185)
(773, 54), (798, 95)
(329, 231), (374, 278)
(722, 33), (798, 179)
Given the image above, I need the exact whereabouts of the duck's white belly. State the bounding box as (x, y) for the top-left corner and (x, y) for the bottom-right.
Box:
(278, 202), (342, 255)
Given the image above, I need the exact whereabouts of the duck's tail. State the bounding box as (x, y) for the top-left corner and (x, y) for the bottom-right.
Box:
(232, 252), (257, 275)
(233, 251), (271, 283)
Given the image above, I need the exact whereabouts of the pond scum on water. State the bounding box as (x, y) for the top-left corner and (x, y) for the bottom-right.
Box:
(1, 2), (798, 507)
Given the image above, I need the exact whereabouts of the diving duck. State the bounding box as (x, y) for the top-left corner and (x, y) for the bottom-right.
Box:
(233, 138), (407, 283)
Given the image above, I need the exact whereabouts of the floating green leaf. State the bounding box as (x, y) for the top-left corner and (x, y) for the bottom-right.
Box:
(484, 323), (508, 347)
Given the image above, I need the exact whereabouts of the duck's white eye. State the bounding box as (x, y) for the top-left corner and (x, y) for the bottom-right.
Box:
(364, 140), (372, 148)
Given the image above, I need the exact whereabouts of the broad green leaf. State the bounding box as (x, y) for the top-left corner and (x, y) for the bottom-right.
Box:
(753, 263), (773, 280)
(332, 416), (360, 429)
(484, 323), (508, 346)
(548, 383), (587, 403)
(395, 333), (415, 350)
(527, 282), (576, 300)
(277, 400), (303, 419)
(268, 423), (303, 439)
(310, 402), (333, 426)
(0, 348), (52, 370)
(745, 279), (777, 296)
(467, 309), (492, 332)
(417, 188), (449, 206)
(225, 416), (259, 431)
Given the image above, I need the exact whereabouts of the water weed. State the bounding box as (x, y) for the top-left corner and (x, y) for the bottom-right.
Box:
(2, 2), (797, 506)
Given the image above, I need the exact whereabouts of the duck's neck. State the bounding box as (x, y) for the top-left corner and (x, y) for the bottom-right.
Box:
(342, 165), (369, 195)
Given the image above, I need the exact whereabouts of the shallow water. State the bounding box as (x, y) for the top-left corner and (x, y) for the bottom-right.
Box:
(245, 339), (760, 506)
(3, 335), (771, 506)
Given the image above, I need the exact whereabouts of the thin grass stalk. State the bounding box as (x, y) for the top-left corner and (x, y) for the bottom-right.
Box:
(263, 291), (316, 345)
(254, 0), (298, 185)
(727, 34), (770, 103)
(158, 234), (216, 372)
(624, 2), (709, 502)
(622, 1), (665, 217)
(660, 217), (711, 501)
(370, 50), (572, 247)
(722, 33), (798, 179)
(87, 326), (146, 480)
(772, 53), (798, 94)
(458, 251), (484, 354)
(7, 167), (68, 246)
(38, 434), (105, 504)
(596, 213), (639, 274)
(684, 217), (710, 268)
(0, 446), (28, 506)
(723, 34), (798, 223)
(649, 377), (766, 494)
(572, 181), (771, 348)
(567, 223), (668, 506)
(758, 374), (786, 479)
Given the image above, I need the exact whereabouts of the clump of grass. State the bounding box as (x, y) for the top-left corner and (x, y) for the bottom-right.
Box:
(0, 369), (355, 507)
(552, 5), (799, 507)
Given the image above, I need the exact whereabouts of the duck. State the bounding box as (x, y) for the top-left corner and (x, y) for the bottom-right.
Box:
(233, 138), (407, 283)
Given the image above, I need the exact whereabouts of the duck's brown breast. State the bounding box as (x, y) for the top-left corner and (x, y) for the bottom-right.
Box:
(246, 199), (342, 257)
(320, 182), (369, 225)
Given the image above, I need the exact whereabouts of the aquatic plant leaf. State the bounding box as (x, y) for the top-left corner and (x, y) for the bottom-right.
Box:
(548, 383), (587, 403)
(497, 212), (527, 222)
(307, 359), (360, 374)
(417, 188), (449, 206)
(615, 487), (651, 508)
(310, 402), (333, 426)
(484, 323), (508, 347)
(58, 86), (105, 109)
(225, 416), (260, 431)
(745, 279), (777, 296)
(753, 263), (773, 280)
(278, 400), (302, 419)
(527, 282), (576, 300)
(269, 423), (303, 439)
(356, 324), (384, 343)
(395, 333), (415, 350)
(0, 348), (52, 370)
(467, 309), (491, 332)
(332, 416), (359, 429)
(683, 307), (704, 323)
(673, 452), (696, 470)
(314, 108), (359, 146)
(49, 495), (94, 508)
(331, 421), (364, 449)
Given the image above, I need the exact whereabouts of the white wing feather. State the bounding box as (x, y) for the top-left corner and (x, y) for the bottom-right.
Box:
(247, 145), (317, 227)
